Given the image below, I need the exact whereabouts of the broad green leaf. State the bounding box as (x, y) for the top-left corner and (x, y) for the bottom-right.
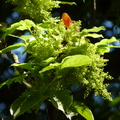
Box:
(82, 26), (105, 33)
(2, 20), (34, 39)
(7, 23), (20, 33)
(61, 55), (92, 69)
(2, 23), (21, 39)
(11, 63), (36, 70)
(95, 37), (119, 54)
(50, 90), (73, 113)
(24, 19), (35, 28)
(95, 37), (117, 46)
(16, 19), (35, 30)
(60, 1), (76, 5)
(10, 94), (45, 119)
(0, 43), (25, 54)
(83, 33), (103, 38)
(39, 63), (60, 73)
(72, 101), (94, 120)
(2, 19), (34, 39)
(96, 45), (110, 55)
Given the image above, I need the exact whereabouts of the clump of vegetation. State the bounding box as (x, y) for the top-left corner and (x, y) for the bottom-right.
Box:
(0, 0), (118, 119)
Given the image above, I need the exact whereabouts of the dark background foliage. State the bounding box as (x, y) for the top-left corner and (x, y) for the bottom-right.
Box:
(0, 0), (120, 120)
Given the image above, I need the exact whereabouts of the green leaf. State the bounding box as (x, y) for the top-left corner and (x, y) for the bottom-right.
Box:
(0, 74), (26, 89)
(95, 37), (119, 54)
(72, 101), (94, 120)
(11, 63), (36, 70)
(95, 45), (110, 55)
(61, 55), (92, 69)
(108, 45), (120, 48)
(110, 96), (120, 106)
(39, 19), (60, 29)
(39, 63), (60, 73)
(82, 26), (105, 33)
(80, 26), (105, 38)
(24, 19), (35, 29)
(8, 34), (34, 41)
(2, 23), (21, 39)
(39, 21), (52, 28)
(10, 94), (45, 119)
(40, 57), (56, 66)
(2, 19), (35, 39)
(95, 37), (117, 46)
(50, 90), (73, 113)
(60, 1), (76, 5)
(0, 43), (25, 54)
(66, 106), (78, 120)
(16, 19), (35, 30)
(0, 78), (14, 89)
(83, 33), (103, 38)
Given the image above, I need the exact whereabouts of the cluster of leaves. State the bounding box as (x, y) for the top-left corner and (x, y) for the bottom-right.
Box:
(0, 17), (119, 119)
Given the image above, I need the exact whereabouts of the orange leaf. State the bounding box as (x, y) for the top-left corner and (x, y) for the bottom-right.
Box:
(62, 13), (72, 29)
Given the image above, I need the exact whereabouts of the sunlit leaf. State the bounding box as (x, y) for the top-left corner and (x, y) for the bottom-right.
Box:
(0, 43), (25, 54)
(10, 94), (45, 119)
(95, 37), (120, 54)
(82, 26), (105, 33)
(60, 1), (76, 5)
(39, 21), (52, 28)
(24, 19), (35, 28)
(66, 105), (78, 120)
(50, 90), (73, 113)
(61, 55), (92, 69)
(2, 19), (34, 39)
(83, 33), (103, 38)
(8, 34), (34, 41)
(40, 57), (56, 66)
(96, 45), (110, 55)
(95, 37), (117, 46)
(16, 19), (35, 30)
(80, 26), (105, 38)
(108, 45), (120, 48)
(2, 23), (21, 39)
(11, 63), (36, 70)
(72, 101), (94, 120)
(39, 63), (60, 73)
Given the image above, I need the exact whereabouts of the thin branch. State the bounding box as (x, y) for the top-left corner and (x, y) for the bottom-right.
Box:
(90, 0), (96, 27)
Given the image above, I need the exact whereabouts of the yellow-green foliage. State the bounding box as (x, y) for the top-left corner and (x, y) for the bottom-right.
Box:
(0, 1), (117, 119)
(25, 19), (112, 101)
(7, 0), (61, 22)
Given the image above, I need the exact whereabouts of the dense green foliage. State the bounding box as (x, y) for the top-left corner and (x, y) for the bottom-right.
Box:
(0, 0), (119, 119)
(7, 0), (60, 22)
(7, 0), (75, 22)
